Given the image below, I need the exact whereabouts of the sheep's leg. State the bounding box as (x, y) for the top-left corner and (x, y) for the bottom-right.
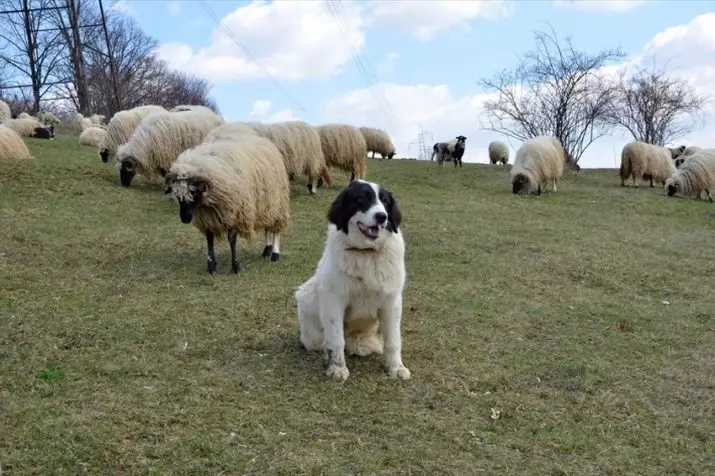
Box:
(228, 231), (241, 274)
(650, 177), (654, 188)
(706, 190), (713, 203)
(271, 234), (281, 262)
(553, 179), (558, 192)
(206, 231), (217, 274)
(288, 172), (295, 182)
(307, 175), (317, 195)
(263, 232), (274, 259)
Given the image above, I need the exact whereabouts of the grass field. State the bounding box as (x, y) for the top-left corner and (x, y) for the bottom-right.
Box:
(1, 135), (714, 475)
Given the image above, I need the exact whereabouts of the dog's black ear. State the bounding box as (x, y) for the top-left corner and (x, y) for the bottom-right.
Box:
(385, 190), (401, 232)
(327, 184), (357, 234)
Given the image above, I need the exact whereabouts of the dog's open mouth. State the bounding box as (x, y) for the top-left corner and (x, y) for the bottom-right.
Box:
(357, 221), (380, 240)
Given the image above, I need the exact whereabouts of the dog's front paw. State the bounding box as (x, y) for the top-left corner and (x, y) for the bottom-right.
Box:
(387, 365), (411, 381)
(326, 364), (350, 382)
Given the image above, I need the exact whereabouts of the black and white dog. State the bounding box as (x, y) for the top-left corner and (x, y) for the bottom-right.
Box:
(295, 180), (410, 382)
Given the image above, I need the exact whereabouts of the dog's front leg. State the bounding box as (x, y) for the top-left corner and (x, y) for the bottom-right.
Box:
(318, 290), (349, 382)
(379, 293), (411, 381)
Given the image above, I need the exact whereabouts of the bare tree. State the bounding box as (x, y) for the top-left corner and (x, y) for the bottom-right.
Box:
(0, 0), (65, 113)
(606, 62), (707, 147)
(479, 25), (625, 166)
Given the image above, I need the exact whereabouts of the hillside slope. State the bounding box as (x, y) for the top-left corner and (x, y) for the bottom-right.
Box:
(1, 136), (713, 475)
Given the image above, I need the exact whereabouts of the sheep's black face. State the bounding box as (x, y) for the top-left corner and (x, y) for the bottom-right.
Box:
(387, 151), (395, 160)
(666, 182), (678, 197)
(175, 179), (207, 224)
(100, 149), (109, 163)
(179, 199), (198, 224)
(120, 160), (137, 187)
(512, 174), (529, 194)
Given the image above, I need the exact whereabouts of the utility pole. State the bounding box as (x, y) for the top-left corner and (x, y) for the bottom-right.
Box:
(414, 122), (434, 160)
(98, 0), (120, 115)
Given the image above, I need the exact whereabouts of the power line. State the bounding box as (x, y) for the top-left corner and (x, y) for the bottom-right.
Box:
(327, 0), (399, 131)
(197, 0), (307, 113)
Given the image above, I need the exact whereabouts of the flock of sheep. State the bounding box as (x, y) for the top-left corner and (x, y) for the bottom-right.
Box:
(2, 100), (401, 273)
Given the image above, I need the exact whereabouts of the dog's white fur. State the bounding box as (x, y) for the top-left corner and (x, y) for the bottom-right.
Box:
(295, 180), (410, 382)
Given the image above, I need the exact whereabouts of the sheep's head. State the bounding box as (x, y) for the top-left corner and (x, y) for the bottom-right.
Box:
(669, 145), (686, 159)
(118, 156), (139, 187)
(387, 149), (396, 160)
(100, 148), (110, 163)
(455, 135), (467, 145)
(512, 173), (530, 195)
(665, 177), (679, 197)
(164, 172), (208, 224)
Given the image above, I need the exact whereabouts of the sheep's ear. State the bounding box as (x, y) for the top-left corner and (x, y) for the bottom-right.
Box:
(163, 172), (176, 194)
(190, 177), (208, 194)
(158, 167), (167, 177)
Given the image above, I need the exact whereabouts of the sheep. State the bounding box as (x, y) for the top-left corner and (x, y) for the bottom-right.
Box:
(163, 135), (291, 274)
(682, 146), (701, 157)
(619, 141), (684, 188)
(665, 149), (715, 202)
(37, 110), (60, 125)
(99, 104), (167, 164)
(79, 126), (108, 147)
(1, 117), (43, 137)
(0, 100), (11, 123)
(204, 121), (260, 144)
(511, 136), (566, 195)
(0, 125), (32, 160)
(315, 123), (367, 182)
(170, 105), (215, 114)
(488, 140), (509, 165)
(115, 108), (225, 187)
(432, 135), (467, 167)
(90, 114), (105, 126)
(359, 126), (396, 159)
(18, 112), (32, 120)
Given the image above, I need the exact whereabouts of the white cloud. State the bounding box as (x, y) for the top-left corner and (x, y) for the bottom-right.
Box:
(378, 52), (400, 74)
(553, 0), (650, 12)
(369, 1), (514, 41)
(325, 13), (715, 169)
(325, 83), (510, 163)
(248, 99), (295, 123)
(156, 0), (367, 82)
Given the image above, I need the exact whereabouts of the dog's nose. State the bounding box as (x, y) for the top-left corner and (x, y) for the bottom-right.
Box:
(375, 212), (387, 225)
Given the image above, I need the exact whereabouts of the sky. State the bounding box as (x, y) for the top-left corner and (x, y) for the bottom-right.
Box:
(113, 0), (715, 169)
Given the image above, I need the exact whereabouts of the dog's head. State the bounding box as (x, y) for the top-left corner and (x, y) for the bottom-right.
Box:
(327, 180), (402, 249)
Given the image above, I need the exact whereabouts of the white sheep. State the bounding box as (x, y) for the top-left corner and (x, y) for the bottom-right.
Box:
(682, 146), (701, 156)
(204, 121), (261, 144)
(315, 123), (367, 183)
(90, 114), (106, 126)
(163, 135), (291, 274)
(79, 126), (108, 147)
(115, 107), (225, 187)
(170, 105), (216, 115)
(665, 148), (715, 202)
(488, 140), (509, 165)
(99, 104), (167, 164)
(18, 112), (32, 120)
(2, 117), (43, 137)
(511, 136), (565, 195)
(0, 125), (32, 160)
(359, 126), (396, 159)
(0, 100), (11, 123)
(37, 110), (60, 125)
(620, 141), (684, 187)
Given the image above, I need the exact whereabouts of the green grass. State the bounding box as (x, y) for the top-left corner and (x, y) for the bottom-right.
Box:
(1, 135), (714, 475)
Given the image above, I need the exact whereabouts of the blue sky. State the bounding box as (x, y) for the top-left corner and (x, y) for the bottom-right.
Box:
(116, 0), (715, 168)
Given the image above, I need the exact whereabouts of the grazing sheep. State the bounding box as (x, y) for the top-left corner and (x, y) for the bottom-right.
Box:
(99, 104), (167, 164)
(80, 117), (93, 131)
(620, 142), (684, 187)
(682, 145), (701, 157)
(204, 121), (260, 144)
(164, 135), (290, 274)
(79, 126), (108, 147)
(32, 124), (55, 140)
(90, 114), (105, 126)
(488, 140), (509, 165)
(432, 135), (467, 167)
(18, 112), (32, 120)
(359, 126), (396, 159)
(37, 110), (60, 125)
(0, 125), (32, 159)
(170, 105), (215, 114)
(116, 108), (225, 187)
(315, 123), (367, 182)
(2, 118), (43, 137)
(665, 149), (715, 202)
(0, 100), (11, 123)
(511, 136), (566, 195)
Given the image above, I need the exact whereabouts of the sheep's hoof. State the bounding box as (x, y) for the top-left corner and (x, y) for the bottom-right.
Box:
(262, 245), (273, 259)
(271, 252), (280, 262)
(207, 259), (217, 274)
(307, 183), (315, 194)
(317, 177), (324, 188)
(231, 261), (241, 274)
